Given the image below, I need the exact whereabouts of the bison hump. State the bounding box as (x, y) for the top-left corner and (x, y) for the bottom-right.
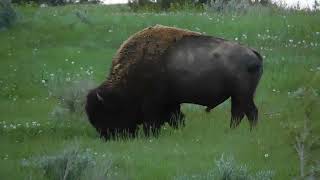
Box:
(107, 25), (202, 88)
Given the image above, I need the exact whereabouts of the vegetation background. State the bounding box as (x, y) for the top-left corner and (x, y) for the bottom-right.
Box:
(0, 0), (319, 179)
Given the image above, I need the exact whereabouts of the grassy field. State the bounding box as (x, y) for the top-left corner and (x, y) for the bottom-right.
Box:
(0, 4), (319, 179)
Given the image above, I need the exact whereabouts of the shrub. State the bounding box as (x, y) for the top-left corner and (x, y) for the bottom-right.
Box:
(49, 79), (95, 121)
(22, 144), (114, 180)
(11, 0), (101, 6)
(44, 70), (95, 121)
(0, 0), (16, 30)
(213, 155), (274, 180)
(129, 0), (203, 12)
(175, 154), (274, 180)
(205, 0), (272, 13)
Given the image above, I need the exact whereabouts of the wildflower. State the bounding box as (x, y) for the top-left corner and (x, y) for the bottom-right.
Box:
(41, 80), (46, 84)
(71, 61), (75, 65)
(264, 153), (269, 158)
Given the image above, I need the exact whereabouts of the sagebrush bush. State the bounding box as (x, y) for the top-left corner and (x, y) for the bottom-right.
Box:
(213, 155), (274, 180)
(22, 144), (114, 180)
(11, 0), (101, 6)
(0, 0), (16, 30)
(205, 0), (271, 13)
(46, 70), (95, 120)
(175, 154), (274, 180)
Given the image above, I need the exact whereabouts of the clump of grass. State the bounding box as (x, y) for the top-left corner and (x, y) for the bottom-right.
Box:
(0, 0), (16, 30)
(175, 154), (274, 180)
(22, 144), (114, 180)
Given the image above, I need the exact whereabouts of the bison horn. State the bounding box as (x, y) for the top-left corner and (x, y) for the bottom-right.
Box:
(96, 92), (104, 102)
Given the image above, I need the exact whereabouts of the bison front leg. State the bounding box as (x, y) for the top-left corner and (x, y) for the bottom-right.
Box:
(142, 100), (166, 137)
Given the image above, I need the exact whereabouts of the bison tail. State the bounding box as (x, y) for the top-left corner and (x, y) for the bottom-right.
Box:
(247, 49), (263, 75)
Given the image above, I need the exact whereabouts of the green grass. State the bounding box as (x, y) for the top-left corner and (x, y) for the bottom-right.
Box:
(0, 4), (320, 179)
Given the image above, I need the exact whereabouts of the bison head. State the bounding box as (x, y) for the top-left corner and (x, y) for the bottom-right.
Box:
(85, 86), (137, 139)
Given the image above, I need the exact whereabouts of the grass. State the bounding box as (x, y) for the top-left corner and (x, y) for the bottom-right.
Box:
(0, 4), (320, 179)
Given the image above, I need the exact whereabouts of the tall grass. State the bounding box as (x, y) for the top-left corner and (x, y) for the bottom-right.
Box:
(0, 4), (319, 179)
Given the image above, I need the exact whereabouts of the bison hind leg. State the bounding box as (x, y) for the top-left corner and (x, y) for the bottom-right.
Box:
(230, 95), (258, 129)
(244, 101), (258, 130)
(230, 96), (245, 128)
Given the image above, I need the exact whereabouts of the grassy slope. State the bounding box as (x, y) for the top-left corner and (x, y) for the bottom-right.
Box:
(0, 4), (319, 179)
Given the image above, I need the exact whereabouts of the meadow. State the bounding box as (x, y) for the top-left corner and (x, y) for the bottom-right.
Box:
(0, 4), (319, 179)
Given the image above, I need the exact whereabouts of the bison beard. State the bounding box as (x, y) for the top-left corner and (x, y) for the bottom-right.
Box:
(85, 25), (263, 140)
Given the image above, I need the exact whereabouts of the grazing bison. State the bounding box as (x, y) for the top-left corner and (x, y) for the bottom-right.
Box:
(85, 25), (263, 140)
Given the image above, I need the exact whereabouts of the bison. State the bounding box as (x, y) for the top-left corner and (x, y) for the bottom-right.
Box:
(85, 25), (263, 140)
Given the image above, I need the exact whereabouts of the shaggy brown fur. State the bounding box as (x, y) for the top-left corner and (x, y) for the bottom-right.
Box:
(107, 24), (201, 89)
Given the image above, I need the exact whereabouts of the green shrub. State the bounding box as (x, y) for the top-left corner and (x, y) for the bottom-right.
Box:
(175, 154), (274, 180)
(49, 76), (95, 121)
(22, 144), (114, 180)
(129, 0), (203, 12)
(41, 68), (96, 121)
(11, 0), (101, 6)
(205, 0), (272, 13)
(0, 0), (16, 30)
